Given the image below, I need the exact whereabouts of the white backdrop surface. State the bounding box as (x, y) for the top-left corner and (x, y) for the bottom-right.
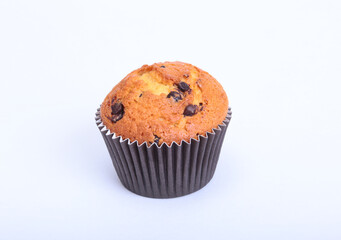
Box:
(0, 0), (341, 239)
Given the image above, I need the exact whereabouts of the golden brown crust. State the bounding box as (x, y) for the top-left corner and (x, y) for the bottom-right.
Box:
(100, 61), (228, 145)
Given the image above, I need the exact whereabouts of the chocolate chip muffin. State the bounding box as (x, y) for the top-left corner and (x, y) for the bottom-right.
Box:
(96, 61), (232, 198)
(100, 61), (229, 145)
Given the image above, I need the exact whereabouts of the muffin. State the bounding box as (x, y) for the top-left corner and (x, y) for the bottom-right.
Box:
(96, 61), (232, 198)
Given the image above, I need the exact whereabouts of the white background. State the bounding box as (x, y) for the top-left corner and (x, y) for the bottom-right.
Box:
(1, 0), (341, 239)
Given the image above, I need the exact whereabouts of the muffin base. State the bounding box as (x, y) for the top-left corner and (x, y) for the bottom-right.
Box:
(95, 107), (232, 198)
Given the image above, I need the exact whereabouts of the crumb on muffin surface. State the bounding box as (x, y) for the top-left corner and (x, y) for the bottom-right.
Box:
(100, 61), (228, 145)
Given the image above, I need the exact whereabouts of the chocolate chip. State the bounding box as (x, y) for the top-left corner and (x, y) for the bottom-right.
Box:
(110, 99), (124, 123)
(167, 91), (182, 102)
(178, 82), (190, 92)
(183, 104), (198, 116)
(111, 102), (123, 115)
(183, 74), (189, 78)
(139, 93), (142, 97)
(160, 65), (166, 68)
(154, 135), (160, 145)
(199, 102), (204, 111)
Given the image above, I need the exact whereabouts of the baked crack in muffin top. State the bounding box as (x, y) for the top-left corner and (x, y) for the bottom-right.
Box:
(100, 61), (229, 145)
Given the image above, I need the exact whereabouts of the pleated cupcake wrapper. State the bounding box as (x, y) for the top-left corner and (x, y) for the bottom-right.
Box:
(95, 107), (232, 198)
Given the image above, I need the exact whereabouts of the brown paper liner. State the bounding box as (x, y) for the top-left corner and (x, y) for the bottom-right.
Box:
(95, 107), (232, 198)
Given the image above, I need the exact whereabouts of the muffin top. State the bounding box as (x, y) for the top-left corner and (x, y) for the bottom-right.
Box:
(100, 61), (229, 146)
